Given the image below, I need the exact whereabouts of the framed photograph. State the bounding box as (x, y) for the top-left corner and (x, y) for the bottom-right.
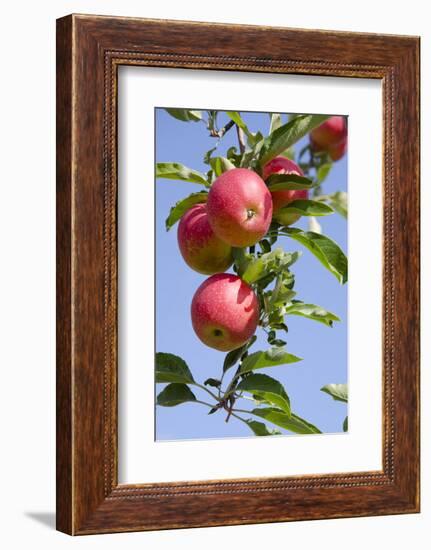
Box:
(56, 14), (420, 535)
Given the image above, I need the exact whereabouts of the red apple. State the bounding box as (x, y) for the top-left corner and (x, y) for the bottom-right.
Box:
(191, 273), (259, 351)
(206, 168), (273, 247)
(310, 116), (347, 161)
(177, 203), (233, 275)
(263, 156), (308, 226)
(328, 137), (347, 161)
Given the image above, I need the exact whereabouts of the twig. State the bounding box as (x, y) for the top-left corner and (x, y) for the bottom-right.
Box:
(225, 396), (235, 423)
(195, 383), (221, 402)
(236, 124), (246, 154)
(229, 410), (250, 426)
(209, 119), (235, 138)
(232, 407), (255, 415)
(216, 119), (235, 138)
(194, 400), (216, 408)
(222, 363), (243, 401)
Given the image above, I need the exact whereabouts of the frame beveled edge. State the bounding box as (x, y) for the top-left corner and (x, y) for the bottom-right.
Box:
(56, 14), (420, 535)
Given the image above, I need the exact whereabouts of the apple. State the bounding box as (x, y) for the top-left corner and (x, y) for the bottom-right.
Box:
(191, 273), (259, 351)
(206, 168), (273, 247)
(177, 203), (233, 275)
(263, 156), (308, 226)
(310, 116), (347, 161)
(328, 137), (347, 161)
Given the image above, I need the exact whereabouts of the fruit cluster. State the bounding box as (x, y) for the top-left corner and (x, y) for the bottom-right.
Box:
(179, 159), (299, 352)
(155, 112), (349, 437)
(176, 116), (347, 353)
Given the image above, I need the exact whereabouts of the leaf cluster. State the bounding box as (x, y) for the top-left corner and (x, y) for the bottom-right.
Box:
(155, 351), (321, 436)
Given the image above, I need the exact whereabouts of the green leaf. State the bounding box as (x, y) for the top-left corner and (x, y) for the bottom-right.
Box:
(267, 330), (276, 343)
(268, 272), (296, 307)
(281, 228), (348, 284)
(321, 384), (348, 403)
(315, 192), (348, 219)
(223, 335), (257, 373)
(226, 111), (250, 134)
(206, 110), (218, 133)
(316, 163), (332, 184)
(269, 113), (282, 134)
(204, 378), (221, 389)
(240, 150), (258, 169)
(328, 191), (348, 219)
(251, 407), (321, 434)
(266, 173), (314, 191)
(254, 273), (277, 292)
(280, 199), (334, 217)
(232, 247), (252, 278)
(165, 192), (208, 230)
(259, 239), (271, 253)
(226, 146), (242, 167)
(165, 108), (203, 122)
(156, 162), (209, 186)
(209, 156), (236, 177)
(280, 147), (295, 161)
(156, 383), (197, 407)
(271, 339), (287, 347)
(268, 221), (280, 244)
(236, 373), (291, 415)
(155, 353), (195, 384)
(246, 131), (264, 150)
(203, 146), (218, 165)
(246, 419), (281, 436)
(242, 248), (299, 285)
(240, 349), (302, 374)
(270, 322), (288, 333)
(260, 114), (330, 165)
(241, 256), (265, 284)
(343, 416), (348, 432)
(284, 302), (340, 327)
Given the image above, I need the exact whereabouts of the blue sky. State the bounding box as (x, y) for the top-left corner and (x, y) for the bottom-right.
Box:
(155, 109), (347, 441)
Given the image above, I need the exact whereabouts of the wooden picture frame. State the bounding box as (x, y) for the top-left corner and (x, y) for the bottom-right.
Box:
(56, 14), (420, 535)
